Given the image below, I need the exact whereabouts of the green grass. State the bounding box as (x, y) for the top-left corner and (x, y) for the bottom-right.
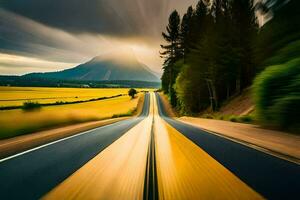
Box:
(201, 113), (255, 124)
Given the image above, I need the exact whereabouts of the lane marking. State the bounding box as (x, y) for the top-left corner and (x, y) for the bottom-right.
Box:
(0, 118), (138, 163)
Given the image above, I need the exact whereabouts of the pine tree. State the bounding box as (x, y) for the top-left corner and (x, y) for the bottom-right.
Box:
(231, 0), (258, 92)
(176, 1), (213, 112)
(180, 6), (193, 63)
(160, 10), (181, 106)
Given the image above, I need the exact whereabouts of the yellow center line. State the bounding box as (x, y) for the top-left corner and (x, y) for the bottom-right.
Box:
(153, 94), (264, 200)
(43, 93), (155, 200)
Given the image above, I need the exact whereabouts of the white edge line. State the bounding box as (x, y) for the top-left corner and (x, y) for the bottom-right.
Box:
(0, 118), (137, 163)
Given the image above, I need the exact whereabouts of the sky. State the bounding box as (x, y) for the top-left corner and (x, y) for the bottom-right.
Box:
(0, 0), (197, 75)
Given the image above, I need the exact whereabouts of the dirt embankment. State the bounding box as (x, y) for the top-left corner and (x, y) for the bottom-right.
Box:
(218, 88), (254, 116)
(158, 89), (254, 118)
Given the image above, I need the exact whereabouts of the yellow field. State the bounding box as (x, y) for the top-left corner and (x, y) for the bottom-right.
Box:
(0, 87), (146, 139)
(0, 87), (133, 107)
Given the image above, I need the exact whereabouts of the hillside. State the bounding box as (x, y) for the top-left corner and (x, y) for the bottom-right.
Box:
(24, 50), (160, 82)
(219, 88), (254, 116)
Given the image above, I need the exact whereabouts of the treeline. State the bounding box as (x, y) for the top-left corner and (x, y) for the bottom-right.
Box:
(0, 76), (160, 88)
(161, 0), (258, 114)
(160, 0), (300, 131)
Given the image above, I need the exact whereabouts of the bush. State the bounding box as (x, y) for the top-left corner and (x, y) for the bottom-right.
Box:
(22, 101), (41, 111)
(229, 116), (238, 122)
(253, 58), (300, 131)
(239, 115), (253, 123)
(269, 96), (300, 131)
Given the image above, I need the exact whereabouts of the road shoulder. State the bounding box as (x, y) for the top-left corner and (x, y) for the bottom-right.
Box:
(179, 117), (300, 163)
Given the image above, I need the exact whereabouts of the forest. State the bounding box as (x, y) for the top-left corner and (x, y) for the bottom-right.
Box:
(160, 0), (300, 131)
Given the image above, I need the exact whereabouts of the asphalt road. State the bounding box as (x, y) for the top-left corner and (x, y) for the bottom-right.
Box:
(0, 93), (150, 200)
(1, 92), (299, 200)
(155, 93), (300, 200)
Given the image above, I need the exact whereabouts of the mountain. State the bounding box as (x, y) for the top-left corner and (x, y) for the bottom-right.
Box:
(24, 50), (160, 82)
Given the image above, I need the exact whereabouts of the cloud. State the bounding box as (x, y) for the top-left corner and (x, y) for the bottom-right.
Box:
(0, 8), (103, 63)
(0, 0), (198, 75)
(2, 0), (196, 37)
(0, 53), (76, 75)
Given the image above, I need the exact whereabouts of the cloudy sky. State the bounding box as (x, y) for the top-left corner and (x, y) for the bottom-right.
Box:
(0, 0), (197, 75)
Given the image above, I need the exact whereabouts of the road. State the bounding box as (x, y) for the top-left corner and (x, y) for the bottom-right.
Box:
(0, 92), (299, 200)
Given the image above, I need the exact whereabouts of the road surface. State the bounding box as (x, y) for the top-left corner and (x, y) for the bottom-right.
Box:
(0, 92), (299, 200)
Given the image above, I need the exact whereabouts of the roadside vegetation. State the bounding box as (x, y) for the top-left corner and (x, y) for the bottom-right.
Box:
(253, 58), (300, 132)
(0, 88), (148, 140)
(201, 113), (255, 123)
(160, 0), (299, 132)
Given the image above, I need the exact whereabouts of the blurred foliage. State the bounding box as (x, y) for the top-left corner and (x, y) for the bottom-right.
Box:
(253, 58), (300, 131)
(263, 40), (300, 66)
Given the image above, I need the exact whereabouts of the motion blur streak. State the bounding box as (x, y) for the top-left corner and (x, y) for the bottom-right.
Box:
(153, 94), (263, 200)
(43, 93), (154, 200)
(43, 92), (264, 199)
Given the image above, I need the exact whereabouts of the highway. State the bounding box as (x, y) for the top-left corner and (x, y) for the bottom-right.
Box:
(0, 92), (299, 200)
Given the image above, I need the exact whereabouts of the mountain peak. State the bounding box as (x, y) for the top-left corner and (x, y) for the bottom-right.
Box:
(25, 50), (160, 82)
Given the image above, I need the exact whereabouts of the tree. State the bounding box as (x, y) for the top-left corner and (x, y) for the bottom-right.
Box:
(160, 10), (182, 107)
(175, 0), (212, 112)
(128, 88), (137, 99)
(231, 0), (258, 92)
(180, 6), (194, 63)
(163, 0), (259, 114)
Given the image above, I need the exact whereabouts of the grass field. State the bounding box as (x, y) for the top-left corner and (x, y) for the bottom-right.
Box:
(0, 87), (147, 140)
(0, 87), (132, 107)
